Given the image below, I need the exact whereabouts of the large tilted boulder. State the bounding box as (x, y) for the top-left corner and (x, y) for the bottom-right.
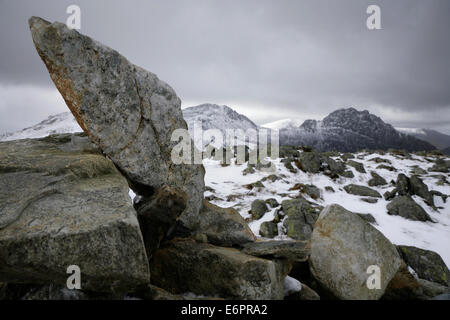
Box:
(29, 16), (205, 233)
(149, 238), (287, 299)
(309, 204), (402, 300)
(0, 134), (150, 292)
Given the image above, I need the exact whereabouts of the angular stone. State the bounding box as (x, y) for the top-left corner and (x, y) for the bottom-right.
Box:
(28, 16), (205, 232)
(281, 198), (320, 241)
(347, 160), (366, 173)
(194, 200), (255, 246)
(310, 204), (402, 300)
(150, 239), (286, 299)
(259, 222), (278, 238)
(368, 171), (387, 187)
(242, 240), (310, 262)
(344, 184), (382, 198)
(136, 186), (188, 258)
(250, 200), (269, 220)
(386, 196), (433, 222)
(397, 245), (449, 286)
(0, 134), (149, 292)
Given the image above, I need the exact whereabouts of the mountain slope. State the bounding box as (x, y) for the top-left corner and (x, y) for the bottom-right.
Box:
(396, 128), (450, 150)
(0, 112), (81, 141)
(182, 103), (259, 148)
(279, 108), (436, 152)
(262, 118), (304, 130)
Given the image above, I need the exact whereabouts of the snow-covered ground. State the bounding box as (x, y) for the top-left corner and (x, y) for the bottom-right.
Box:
(203, 151), (450, 267)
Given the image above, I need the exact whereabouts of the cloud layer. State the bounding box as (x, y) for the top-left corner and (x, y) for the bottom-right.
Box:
(1, 0), (449, 133)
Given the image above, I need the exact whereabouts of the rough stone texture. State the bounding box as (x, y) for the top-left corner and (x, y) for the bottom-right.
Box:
(417, 279), (449, 298)
(194, 200), (256, 246)
(242, 240), (310, 262)
(386, 196), (433, 222)
(136, 186), (187, 258)
(309, 204), (402, 300)
(397, 245), (450, 287)
(382, 262), (424, 300)
(296, 152), (321, 173)
(281, 198), (320, 241)
(29, 16), (205, 232)
(150, 238), (287, 300)
(368, 171), (387, 187)
(259, 222), (278, 238)
(344, 184), (382, 198)
(250, 200), (269, 220)
(347, 160), (366, 173)
(409, 175), (434, 207)
(396, 173), (411, 196)
(0, 134), (149, 292)
(429, 158), (449, 173)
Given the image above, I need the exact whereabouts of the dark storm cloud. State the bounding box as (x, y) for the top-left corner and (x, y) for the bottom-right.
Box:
(0, 0), (449, 133)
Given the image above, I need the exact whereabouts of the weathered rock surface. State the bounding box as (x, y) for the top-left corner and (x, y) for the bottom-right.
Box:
(397, 245), (449, 286)
(259, 222), (278, 238)
(250, 199), (269, 220)
(347, 160), (366, 173)
(194, 200), (255, 246)
(136, 186), (187, 258)
(0, 134), (149, 292)
(344, 184), (382, 198)
(281, 198), (320, 240)
(368, 171), (387, 187)
(382, 262), (424, 300)
(242, 240), (310, 262)
(309, 204), (402, 300)
(150, 238), (287, 299)
(29, 16), (205, 232)
(386, 196), (433, 222)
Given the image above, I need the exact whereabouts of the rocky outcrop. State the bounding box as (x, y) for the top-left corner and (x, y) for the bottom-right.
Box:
(0, 134), (150, 292)
(386, 196), (433, 222)
(309, 204), (402, 300)
(149, 238), (287, 299)
(29, 16), (205, 234)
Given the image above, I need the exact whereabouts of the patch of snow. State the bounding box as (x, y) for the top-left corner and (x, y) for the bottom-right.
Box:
(284, 276), (302, 296)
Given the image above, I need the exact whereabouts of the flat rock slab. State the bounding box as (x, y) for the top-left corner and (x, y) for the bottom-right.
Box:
(242, 240), (310, 262)
(29, 16), (204, 231)
(310, 204), (402, 300)
(0, 134), (149, 293)
(150, 238), (286, 300)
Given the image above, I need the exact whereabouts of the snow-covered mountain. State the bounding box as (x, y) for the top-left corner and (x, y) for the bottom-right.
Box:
(0, 112), (81, 141)
(278, 108), (436, 152)
(396, 127), (450, 151)
(1, 106), (439, 154)
(182, 103), (259, 149)
(262, 119), (304, 130)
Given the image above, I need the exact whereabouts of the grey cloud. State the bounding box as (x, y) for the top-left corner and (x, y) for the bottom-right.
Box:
(0, 0), (449, 133)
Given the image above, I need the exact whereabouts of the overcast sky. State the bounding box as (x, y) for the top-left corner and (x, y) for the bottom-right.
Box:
(1, 0), (449, 134)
